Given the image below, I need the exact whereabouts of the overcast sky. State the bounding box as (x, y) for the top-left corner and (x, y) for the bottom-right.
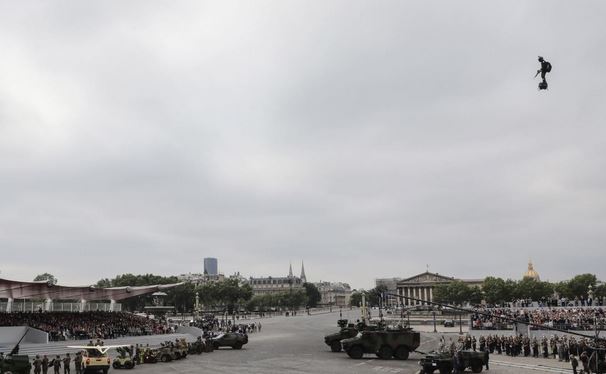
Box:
(1, 1), (605, 290)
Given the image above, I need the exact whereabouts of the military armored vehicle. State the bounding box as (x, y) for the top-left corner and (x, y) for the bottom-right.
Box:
(0, 329), (32, 374)
(210, 332), (248, 350)
(419, 350), (487, 373)
(341, 326), (420, 360)
(157, 344), (180, 362)
(188, 337), (205, 355)
(0, 354), (32, 374)
(112, 348), (134, 369)
(324, 319), (361, 352)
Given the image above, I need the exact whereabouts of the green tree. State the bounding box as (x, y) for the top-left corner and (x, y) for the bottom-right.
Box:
(34, 273), (58, 285)
(281, 290), (308, 311)
(350, 291), (366, 307)
(566, 274), (597, 299)
(482, 277), (510, 305)
(515, 278), (554, 301)
(432, 284), (450, 304)
(432, 281), (472, 306)
(169, 283), (196, 313)
(595, 284), (606, 299)
(367, 284), (388, 307)
(468, 286), (483, 305)
(210, 279), (253, 314)
(448, 281), (472, 305)
(303, 283), (321, 307)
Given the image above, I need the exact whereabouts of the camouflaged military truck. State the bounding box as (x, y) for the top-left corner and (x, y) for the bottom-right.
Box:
(324, 319), (360, 352)
(341, 327), (420, 360)
(419, 350), (488, 373)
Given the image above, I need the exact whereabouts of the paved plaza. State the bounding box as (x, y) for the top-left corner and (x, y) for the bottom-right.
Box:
(10, 310), (578, 374)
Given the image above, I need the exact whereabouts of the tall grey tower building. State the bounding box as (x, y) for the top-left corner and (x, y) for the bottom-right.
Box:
(204, 257), (218, 275)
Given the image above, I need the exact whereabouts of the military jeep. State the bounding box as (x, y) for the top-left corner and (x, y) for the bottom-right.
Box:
(341, 327), (420, 360)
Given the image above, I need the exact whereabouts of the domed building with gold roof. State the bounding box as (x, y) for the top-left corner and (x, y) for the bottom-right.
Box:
(523, 260), (540, 281)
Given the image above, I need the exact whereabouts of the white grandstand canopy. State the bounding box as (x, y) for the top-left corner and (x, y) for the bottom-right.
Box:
(0, 278), (183, 301)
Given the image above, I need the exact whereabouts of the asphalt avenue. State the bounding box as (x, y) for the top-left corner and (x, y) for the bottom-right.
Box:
(7, 310), (576, 374)
(119, 310), (573, 374)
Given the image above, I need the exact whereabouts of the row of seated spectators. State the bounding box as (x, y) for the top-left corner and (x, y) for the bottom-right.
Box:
(471, 307), (606, 331)
(0, 311), (173, 341)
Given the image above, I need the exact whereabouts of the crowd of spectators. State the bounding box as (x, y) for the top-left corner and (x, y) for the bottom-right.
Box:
(471, 307), (606, 331)
(0, 311), (173, 341)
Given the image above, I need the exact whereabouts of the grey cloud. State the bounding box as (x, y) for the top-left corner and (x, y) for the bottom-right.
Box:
(1, 1), (605, 288)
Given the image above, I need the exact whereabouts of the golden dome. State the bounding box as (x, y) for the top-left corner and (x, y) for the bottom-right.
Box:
(524, 261), (540, 281)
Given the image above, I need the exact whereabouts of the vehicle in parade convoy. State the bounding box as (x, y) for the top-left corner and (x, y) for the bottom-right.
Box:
(67, 345), (127, 374)
(157, 341), (188, 362)
(0, 329), (32, 374)
(210, 332), (249, 350)
(341, 325), (421, 360)
(112, 347), (135, 369)
(324, 319), (363, 352)
(419, 350), (487, 374)
(0, 353), (32, 374)
(187, 337), (206, 355)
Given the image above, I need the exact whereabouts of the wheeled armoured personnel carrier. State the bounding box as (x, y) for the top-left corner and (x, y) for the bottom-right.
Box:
(341, 326), (420, 360)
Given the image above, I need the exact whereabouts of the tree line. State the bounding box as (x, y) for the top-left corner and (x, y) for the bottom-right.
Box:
(349, 273), (606, 307)
(94, 273), (321, 313)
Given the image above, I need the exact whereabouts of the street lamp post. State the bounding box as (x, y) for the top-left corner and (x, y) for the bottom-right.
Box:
(433, 310), (437, 333)
(459, 313), (463, 335)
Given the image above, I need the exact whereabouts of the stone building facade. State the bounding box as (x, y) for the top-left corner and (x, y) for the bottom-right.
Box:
(249, 263), (306, 296)
(396, 271), (482, 306)
(315, 281), (351, 307)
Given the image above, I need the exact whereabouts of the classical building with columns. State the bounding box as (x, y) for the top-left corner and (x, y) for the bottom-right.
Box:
(396, 271), (483, 306)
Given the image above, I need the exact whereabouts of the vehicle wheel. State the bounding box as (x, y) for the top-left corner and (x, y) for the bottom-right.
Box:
(424, 367), (435, 374)
(160, 354), (170, 362)
(347, 345), (364, 359)
(213, 342), (220, 350)
(175, 352), (181, 359)
(233, 342), (243, 350)
(112, 362), (120, 369)
(439, 363), (452, 374)
(103, 370), (109, 374)
(471, 360), (483, 373)
(125, 361), (134, 369)
(394, 345), (409, 360)
(330, 341), (342, 352)
(377, 345), (393, 360)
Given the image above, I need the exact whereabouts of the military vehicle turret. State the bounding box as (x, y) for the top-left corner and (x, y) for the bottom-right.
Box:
(419, 350), (487, 373)
(0, 330), (32, 374)
(324, 319), (361, 352)
(341, 326), (420, 360)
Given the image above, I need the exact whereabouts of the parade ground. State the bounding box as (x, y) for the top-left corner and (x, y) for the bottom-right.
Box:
(14, 310), (576, 374)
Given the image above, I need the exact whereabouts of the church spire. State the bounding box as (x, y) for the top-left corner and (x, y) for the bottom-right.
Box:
(300, 261), (307, 283)
(288, 262), (293, 278)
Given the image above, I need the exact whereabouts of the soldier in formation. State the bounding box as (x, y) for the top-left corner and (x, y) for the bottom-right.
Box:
(42, 355), (49, 374)
(33, 355), (42, 374)
(62, 353), (71, 374)
(51, 355), (61, 374)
